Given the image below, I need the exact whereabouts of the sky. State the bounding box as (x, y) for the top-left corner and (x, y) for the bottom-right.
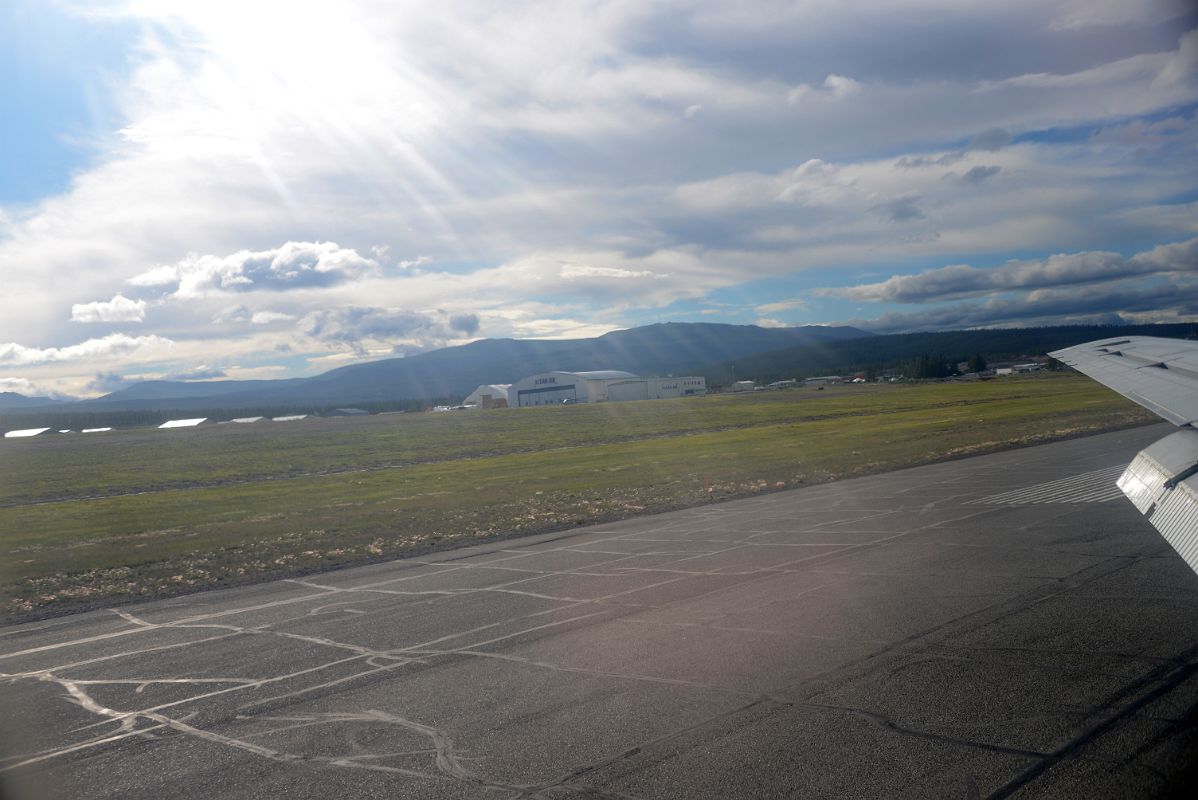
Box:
(1, 0), (1196, 398)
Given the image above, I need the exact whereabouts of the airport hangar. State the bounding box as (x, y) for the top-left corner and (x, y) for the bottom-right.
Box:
(508, 370), (706, 407)
(463, 383), (511, 408)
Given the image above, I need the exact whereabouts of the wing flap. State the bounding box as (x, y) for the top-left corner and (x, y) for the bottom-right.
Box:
(1052, 336), (1198, 575)
(1117, 429), (1198, 572)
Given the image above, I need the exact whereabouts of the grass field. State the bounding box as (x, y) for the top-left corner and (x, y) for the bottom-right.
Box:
(0, 374), (1155, 619)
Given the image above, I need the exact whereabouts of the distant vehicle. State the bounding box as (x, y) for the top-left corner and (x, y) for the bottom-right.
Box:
(1051, 337), (1198, 576)
(561, 398), (575, 404)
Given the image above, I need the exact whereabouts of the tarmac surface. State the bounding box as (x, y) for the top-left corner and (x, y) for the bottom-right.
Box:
(3, 424), (1198, 799)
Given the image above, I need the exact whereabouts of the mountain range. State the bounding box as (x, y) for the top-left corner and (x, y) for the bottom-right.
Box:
(0, 392), (67, 409)
(1, 323), (866, 413)
(5, 321), (1196, 419)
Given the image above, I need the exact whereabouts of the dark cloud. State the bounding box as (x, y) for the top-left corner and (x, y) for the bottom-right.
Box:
(896, 153), (962, 168)
(305, 308), (435, 343)
(85, 366), (226, 394)
(213, 305), (252, 324)
(636, 4), (1194, 87)
(959, 165), (1001, 184)
(449, 313), (481, 335)
(850, 277), (1198, 334)
(163, 367), (227, 381)
(1090, 113), (1193, 149)
(85, 371), (133, 394)
(302, 307), (481, 353)
(825, 236), (1198, 303)
(968, 127), (1012, 151)
(896, 129), (1009, 173)
(872, 195), (925, 222)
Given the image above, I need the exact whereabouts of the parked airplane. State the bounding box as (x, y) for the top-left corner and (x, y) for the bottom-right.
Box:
(1051, 336), (1198, 574)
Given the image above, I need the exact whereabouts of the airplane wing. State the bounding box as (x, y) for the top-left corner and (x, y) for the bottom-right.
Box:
(1050, 336), (1198, 573)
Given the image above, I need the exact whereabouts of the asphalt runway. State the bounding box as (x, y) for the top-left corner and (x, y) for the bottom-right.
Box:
(4, 424), (1198, 799)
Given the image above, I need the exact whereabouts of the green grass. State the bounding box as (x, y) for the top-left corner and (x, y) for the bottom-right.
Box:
(0, 375), (1155, 618)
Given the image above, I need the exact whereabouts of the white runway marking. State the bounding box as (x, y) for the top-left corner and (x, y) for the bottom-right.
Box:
(968, 465), (1127, 505)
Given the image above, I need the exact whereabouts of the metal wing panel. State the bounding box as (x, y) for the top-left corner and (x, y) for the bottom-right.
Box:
(1050, 336), (1198, 426)
(1052, 337), (1198, 576)
(1155, 481), (1198, 570)
(1117, 429), (1198, 573)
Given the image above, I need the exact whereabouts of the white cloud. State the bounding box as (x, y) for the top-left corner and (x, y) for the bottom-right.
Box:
(0, 334), (173, 367)
(0, 377), (57, 397)
(788, 74), (863, 104)
(823, 74), (862, 98)
(492, 316), (621, 340)
(1, 2), (1196, 385)
(398, 255), (432, 270)
(70, 294), (147, 323)
(128, 242), (379, 298)
(560, 264), (657, 280)
(755, 298), (808, 314)
(126, 265), (180, 288)
(250, 310), (297, 324)
(1154, 27), (1198, 89)
(998, 47), (1182, 92)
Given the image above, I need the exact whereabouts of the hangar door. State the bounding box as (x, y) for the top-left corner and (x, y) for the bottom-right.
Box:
(607, 380), (649, 401)
(516, 384), (579, 406)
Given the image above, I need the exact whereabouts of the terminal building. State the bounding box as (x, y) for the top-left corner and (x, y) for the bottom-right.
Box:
(508, 371), (706, 407)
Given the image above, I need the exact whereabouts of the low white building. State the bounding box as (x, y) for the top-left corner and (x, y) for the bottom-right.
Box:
(463, 384), (511, 408)
(4, 427), (50, 438)
(509, 371), (706, 407)
(158, 418), (206, 429)
(730, 380), (756, 392)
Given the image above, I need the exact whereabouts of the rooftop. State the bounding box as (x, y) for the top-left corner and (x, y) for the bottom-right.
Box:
(572, 370), (638, 380)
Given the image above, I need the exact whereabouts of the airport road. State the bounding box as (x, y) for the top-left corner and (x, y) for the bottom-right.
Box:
(3, 424), (1198, 799)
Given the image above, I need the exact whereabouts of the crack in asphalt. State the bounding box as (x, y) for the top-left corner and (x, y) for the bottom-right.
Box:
(4, 430), (1198, 797)
(1, 606), (649, 798)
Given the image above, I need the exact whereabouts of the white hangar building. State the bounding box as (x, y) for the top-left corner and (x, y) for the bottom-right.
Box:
(509, 371), (706, 407)
(463, 384), (511, 408)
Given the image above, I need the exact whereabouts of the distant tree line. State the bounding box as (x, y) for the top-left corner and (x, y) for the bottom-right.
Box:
(705, 322), (1198, 386)
(906, 354), (954, 379)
